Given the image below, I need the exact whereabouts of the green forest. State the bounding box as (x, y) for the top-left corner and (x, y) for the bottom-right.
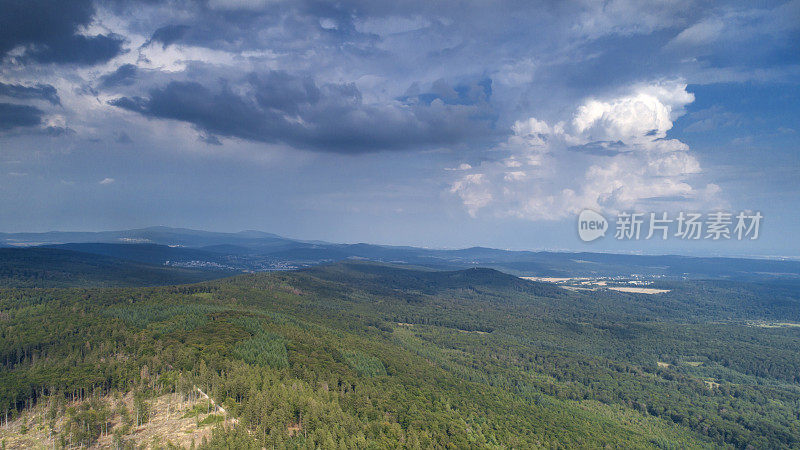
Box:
(1, 261), (800, 448)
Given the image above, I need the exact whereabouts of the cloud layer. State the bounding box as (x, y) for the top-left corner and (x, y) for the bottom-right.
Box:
(0, 0), (124, 65)
(109, 74), (495, 153)
(0, 0), (796, 238)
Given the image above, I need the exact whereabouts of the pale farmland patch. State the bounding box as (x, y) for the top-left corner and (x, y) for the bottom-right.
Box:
(520, 277), (573, 283)
(607, 287), (671, 294)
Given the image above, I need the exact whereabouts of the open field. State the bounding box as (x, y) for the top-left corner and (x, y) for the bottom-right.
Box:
(607, 286), (671, 294)
(521, 275), (671, 294)
(520, 276), (574, 282)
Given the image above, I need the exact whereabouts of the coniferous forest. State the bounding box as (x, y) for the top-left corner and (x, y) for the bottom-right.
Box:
(1, 261), (800, 448)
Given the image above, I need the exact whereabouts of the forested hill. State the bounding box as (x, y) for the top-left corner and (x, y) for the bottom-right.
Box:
(2, 261), (800, 448)
(0, 247), (231, 288)
(303, 261), (566, 297)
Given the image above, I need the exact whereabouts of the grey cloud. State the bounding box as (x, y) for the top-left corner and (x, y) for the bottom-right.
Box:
(108, 96), (148, 112)
(115, 131), (133, 143)
(0, 102), (43, 130)
(199, 134), (222, 145)
(44, 126), (76, 137)
(98, 64), (138, 89)
(248, 71), (321, 115)
(0, 0), (124, 65)
(109, 73), (496, 153)
(401, 78), (492, 107)
(26, 34), (125, 65)
(146, 25), (190, 48)
(0, 82), (60, 105)
(109, 0), (382, 56)
(567, 141), (629, 157)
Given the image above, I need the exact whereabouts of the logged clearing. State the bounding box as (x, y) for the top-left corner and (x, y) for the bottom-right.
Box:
(0, 390), (231, 449)
(750, 321), (800, 328)
(561, 285), (596, 291)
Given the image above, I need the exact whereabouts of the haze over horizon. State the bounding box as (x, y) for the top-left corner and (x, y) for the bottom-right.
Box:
(1, 0), (798, 257)
(1, 224), (798, 260)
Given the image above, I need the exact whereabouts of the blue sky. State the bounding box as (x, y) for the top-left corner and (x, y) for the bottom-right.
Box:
(0, 0), (798, 256)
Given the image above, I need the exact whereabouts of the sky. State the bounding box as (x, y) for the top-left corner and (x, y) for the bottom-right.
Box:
(0, 0), (798, 256)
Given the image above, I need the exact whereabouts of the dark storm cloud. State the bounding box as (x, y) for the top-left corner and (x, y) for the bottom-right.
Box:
(98, 64), (138, 89)
(111, 80), (271, 141)
(110, 73), (496, 153)
(248, 71), (320, 116)
(0, 102), (43, 130)
(0, 0), (124, 65)
(146, 25), (190, 48)
(27, 34), (125, 65)
(0, 82), (60, 105)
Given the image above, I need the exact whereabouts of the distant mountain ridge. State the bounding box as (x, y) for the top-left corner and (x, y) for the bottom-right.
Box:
(1, 226), (799, 281)
(0, 247), (230, 288)
(0, 226), (291, 248)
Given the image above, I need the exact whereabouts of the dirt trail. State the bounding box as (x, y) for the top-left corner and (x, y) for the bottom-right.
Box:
(195, 386), (237, 424)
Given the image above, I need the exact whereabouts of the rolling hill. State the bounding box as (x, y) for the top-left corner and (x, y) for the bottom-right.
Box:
(2, 226), (798, 281)
(2, 261), (800, 448)
(0, 247), (233, 288)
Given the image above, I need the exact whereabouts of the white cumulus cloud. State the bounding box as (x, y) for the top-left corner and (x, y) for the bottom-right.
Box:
(449, 81), (723, 220)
